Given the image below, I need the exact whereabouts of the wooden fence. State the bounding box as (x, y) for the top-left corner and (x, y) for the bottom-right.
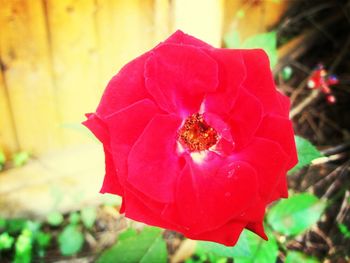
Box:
(0, 0), (286, 156)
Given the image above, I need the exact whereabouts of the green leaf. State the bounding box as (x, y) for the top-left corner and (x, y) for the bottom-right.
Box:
(140, 235), (167, 263)
(81, 207), (97, 229)
(285, 251), (320, 263)
(0, 218), (6, 230)
(7, 219), (28, 234)
(234, 230), (278, 263)
(338, 223), (350, 239)
(198, 230), (251, 258)
(58, 225), (84, 256)
(267, 193), (326, 236)
(14, 229), (32, 263)
(25, 220), (41, 233)
(69, 211), (81, 225)
(241, 31), (278, 68)
(35, 231), (52, 248)
(282, 66), (293, 81)
(47, 211), (64, 226)
(12, 151), (30, 167)
(0, 232), (15, 250)
(118, 228), (138, 241)
(198, 230), (277, 263)
(289, 136), (323, 174)
(0, 151), (6, 165)
(97, 227), (167, 263)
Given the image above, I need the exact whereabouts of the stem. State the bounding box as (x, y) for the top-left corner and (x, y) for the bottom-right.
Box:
(290, 89), (320, 119)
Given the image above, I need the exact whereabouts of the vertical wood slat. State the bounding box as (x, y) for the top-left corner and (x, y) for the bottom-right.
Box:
(0, 0), (230, 157)
(0, 68), (18, 155)
(44, 0), (101, 145)
(154, 0), (171, 43)
(172, 0), (224, 47)
(95, 0), (155, 88)
(0, 0), (61, 155)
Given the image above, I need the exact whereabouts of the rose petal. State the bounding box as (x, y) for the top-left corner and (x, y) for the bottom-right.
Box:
(124, 188), (177, 230)
(96, 53), (151, 117)
(256, 114), (297, 169)
(188, 220), (246, 246)
(83, 114), (123, 196)
(165, 155), (258, 234)
(237, 197), (266, 223)
(203, 112), (232, 142)
(104, 99), (160, 186)
(83, 113), (109, 147)
(228, 88), (263, 149)
(276, 91), (291, 118)
(235, 137), (288, 201)
(163, 30), (212, 48)
(240, 49), (282, 115)
(204, 49), (246, 115)
(268, 173), (289, 202)
(246, 222), (268, 240)
(145, 44), (218, 116)
(100, 146), (123, 196)
(203, 112), (234, 156)
(127, 114), (182, 202)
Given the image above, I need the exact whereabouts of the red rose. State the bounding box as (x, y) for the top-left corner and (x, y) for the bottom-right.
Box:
(83, 30), (297, 246)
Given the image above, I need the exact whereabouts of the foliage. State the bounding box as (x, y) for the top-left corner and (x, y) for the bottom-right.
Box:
(285, 251), (320, 263)
(338, 223), (350, 239)
(58, 225), (84, 256)
(81, 207), (97, 229)
(0, 207), (99, 261)
(289, 136), (323, 174)
(0, 232), (14, 250)
(197, 230), (278, 263)
(267, 193), (326, 236)
(0, 151), (5, 171)
(69, 212), (81, 225)
(14, 229), (32, 263)
(12, 151), (30, 167)
(97, 227), (167, 263)
(47, 211), (64, 227)
(197, 231), (251, 258)
(0, 219), (52, 262)
(282, 66), (293, 81)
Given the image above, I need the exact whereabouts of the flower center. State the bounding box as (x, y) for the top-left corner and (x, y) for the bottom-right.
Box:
(177, 113), (218, 152)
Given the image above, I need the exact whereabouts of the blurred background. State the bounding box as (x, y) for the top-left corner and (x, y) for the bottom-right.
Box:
(0, 0), (349, 262)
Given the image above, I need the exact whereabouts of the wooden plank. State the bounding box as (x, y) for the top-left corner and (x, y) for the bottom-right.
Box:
(94, 0), (155, 88)
(44, 0), (102, 145)
(172, 0), (224, 47)
(0, 144), (113, 218)
(0, 0), (62, 155)
(0, 67), (18, 155)
(154, 0), (171, 43)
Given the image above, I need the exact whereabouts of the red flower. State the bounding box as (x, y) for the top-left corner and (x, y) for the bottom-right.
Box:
(83, 30), (297, 246)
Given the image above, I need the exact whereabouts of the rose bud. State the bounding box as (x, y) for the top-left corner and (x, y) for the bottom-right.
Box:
(83, 30), (297, 246)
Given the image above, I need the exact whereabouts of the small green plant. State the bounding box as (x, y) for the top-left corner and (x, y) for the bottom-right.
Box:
(0, 151), (6, 171)
(58, 224), (84, 256)
(47, 211), (64, 227)
(12, 151), (30, 167)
